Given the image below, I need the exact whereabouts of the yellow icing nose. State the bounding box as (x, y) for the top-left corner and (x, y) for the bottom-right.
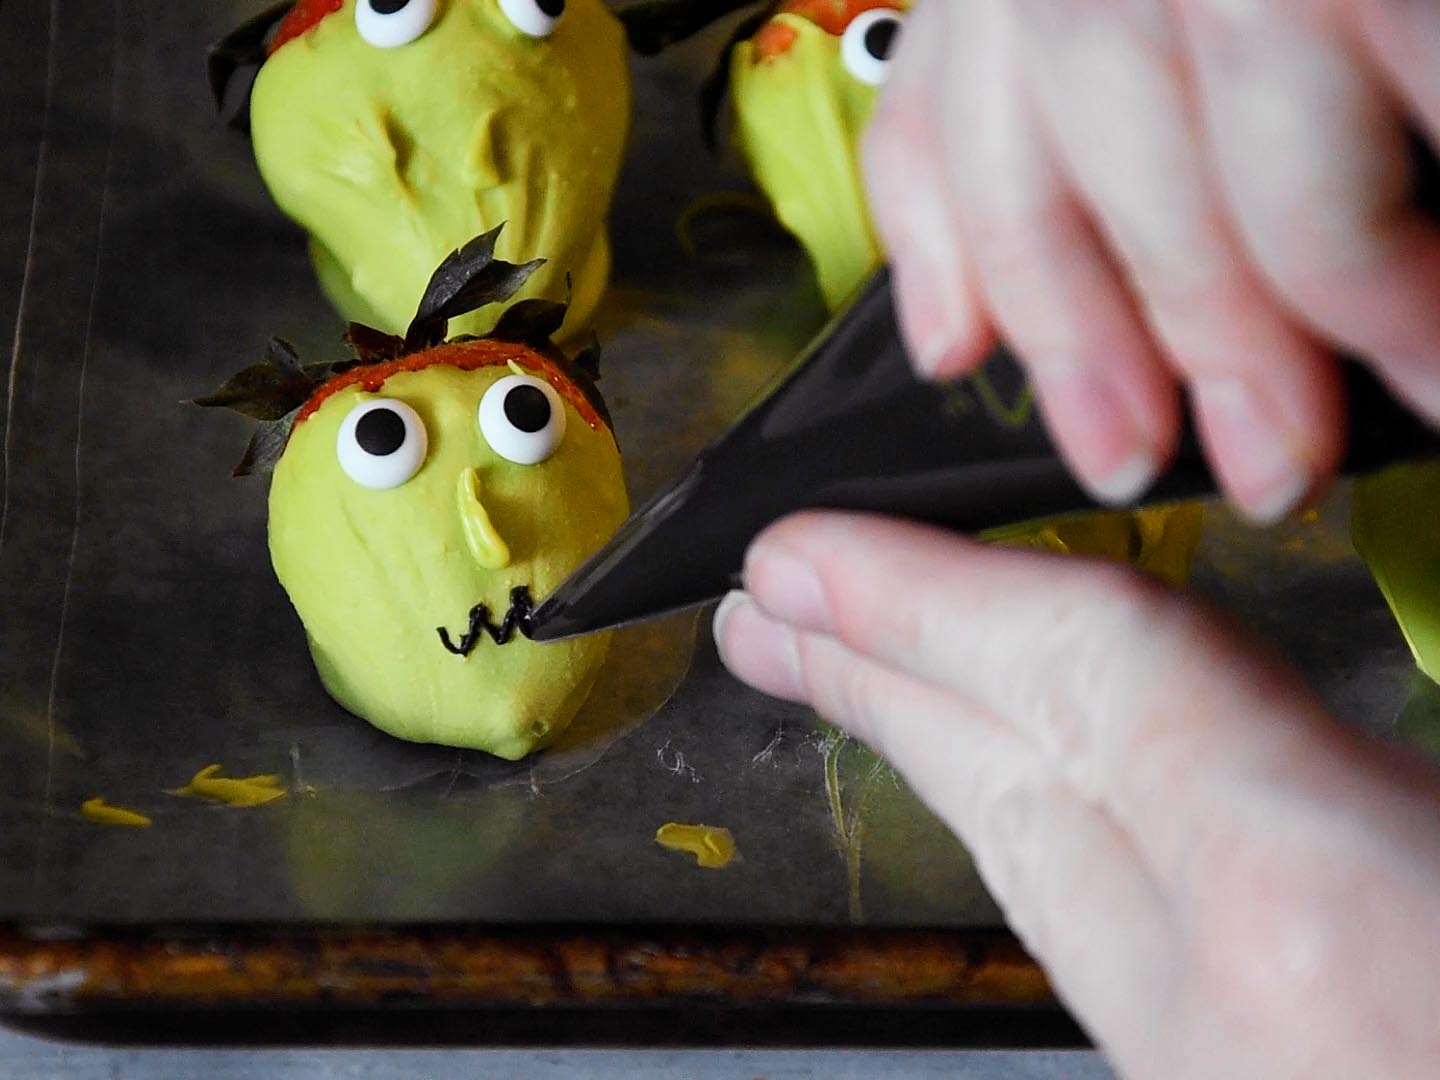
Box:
(457, 467), (510, 570)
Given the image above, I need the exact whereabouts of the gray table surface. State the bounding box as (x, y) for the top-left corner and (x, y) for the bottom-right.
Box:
(0, 1025), (1115, 1080)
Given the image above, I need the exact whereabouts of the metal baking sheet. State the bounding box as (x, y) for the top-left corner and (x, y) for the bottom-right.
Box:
(0, 0), (1425, 934)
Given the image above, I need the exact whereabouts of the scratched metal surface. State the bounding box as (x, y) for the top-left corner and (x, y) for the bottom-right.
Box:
(0, 0), (1422, 931)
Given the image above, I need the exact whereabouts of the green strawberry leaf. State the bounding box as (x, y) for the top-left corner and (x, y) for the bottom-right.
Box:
(489, 298), (569, 347)
(233, 410), (298, 477)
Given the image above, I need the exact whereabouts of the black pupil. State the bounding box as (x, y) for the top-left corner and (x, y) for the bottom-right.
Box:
(370, 0), (411, 14)
(537, 0), (565, 15)
(865, 18), (899, 61)
(504, 385), (552, 434)
(355, 407), (407, 456)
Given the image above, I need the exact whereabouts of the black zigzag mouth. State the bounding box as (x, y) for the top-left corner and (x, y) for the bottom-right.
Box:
(436, 586), (536, 657)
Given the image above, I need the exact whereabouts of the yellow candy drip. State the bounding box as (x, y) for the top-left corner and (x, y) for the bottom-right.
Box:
(81, 798), (152, 828)
(169, 765), (287, 808)
(655, 822), (737, 869)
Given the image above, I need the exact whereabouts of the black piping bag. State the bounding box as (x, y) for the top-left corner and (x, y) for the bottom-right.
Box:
(527, 268), (1440, 642)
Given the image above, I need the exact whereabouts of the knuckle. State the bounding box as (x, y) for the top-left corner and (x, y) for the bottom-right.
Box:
(966, 773), (1064, 952)
(969, 774), (1041, 890)
(1019, 565), (1181, 790)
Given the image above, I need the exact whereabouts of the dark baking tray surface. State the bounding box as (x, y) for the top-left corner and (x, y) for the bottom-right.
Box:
(0, 0), (1427, 1023)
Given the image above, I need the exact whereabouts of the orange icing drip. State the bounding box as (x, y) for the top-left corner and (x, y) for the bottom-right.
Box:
(753, 20), (799, 59)
(295, 338), (606, 431)
(268, 0), (344, 56)
(753, 0), (904, 59)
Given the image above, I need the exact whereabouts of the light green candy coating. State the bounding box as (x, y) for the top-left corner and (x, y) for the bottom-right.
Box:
(269, 363), (628, 759)
(1354, 462), (1440, 683)
(249, 0), (630, 340)
(730, 13), (884, 311)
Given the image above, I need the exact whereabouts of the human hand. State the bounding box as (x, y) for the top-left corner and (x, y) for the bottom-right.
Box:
(715, 511), (1440, 1079)
(865, 0), (1440, 522)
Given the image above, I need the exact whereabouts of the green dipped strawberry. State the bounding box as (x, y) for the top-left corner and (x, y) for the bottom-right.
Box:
(213, 0), (631, 341)
(198, 227), (628, 758)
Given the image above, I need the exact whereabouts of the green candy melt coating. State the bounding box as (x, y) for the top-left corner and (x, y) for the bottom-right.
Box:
(250, 0), (630, 341)
(730, 12), (887, 311)
(269, 362), (629, 759)
(1353, 462), (1440, 683)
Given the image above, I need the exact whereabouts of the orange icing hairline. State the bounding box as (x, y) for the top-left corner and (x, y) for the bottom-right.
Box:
(268, 0), (344, 56)
(294, 339), (606, 431)
(753, 0), (904, 60)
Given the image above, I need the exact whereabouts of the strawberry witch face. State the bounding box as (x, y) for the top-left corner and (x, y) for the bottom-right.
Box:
(198, 228), (628, 760)
(615, 0), (908, 309)
(729, 0), (910, 310)
(212, 0), (631, 342)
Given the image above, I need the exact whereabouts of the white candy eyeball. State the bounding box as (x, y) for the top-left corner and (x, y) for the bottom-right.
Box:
(498, 0), (564, 39)
(336, 399), (428, 489)
(478, 374), (566, 465)
(355, 0), (438, 48)
(840, 8), (904, 86)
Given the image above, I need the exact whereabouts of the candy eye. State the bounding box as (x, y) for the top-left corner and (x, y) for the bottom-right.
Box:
(478, 374), (566, 465)
(498, 0), (564, 38)
(355, 0), (438, 48)
(840, 8), (904, 86)
(336, 399), (428, 489)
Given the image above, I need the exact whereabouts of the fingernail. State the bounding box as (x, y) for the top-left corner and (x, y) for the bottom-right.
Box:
(893, 262), (967, 378)
(1088, 451), (1161, 505)
(1192, 378), (1310, 525)
(712, 590), (747, 641)
(712, 590), (806, 701)
(1034, 365), (1160, 505)
(745, 543), (831, 632)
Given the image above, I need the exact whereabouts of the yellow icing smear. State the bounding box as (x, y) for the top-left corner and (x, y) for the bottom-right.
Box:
(81, 798), (152, 828)
(655, 823), (737, 869)
(168, 765), (286, 807)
